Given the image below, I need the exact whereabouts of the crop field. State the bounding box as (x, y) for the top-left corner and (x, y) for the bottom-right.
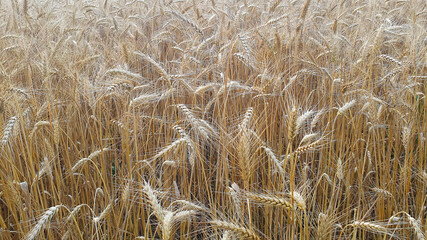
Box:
(0, 0), (426, 239)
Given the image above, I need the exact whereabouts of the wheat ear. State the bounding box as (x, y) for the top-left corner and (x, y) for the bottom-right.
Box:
(71, 148), (110, 172)
(134, 51), (172, 86)
(246, 192), (292, 209)
(210, 220), (260, 240)
(287, 107), (297, 142)
(1, 115), (18, 147)
(349, 220), (388, 234)
(24, 205), (63, 240)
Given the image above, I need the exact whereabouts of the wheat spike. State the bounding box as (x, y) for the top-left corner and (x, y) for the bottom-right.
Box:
(150, 138), (186, 161)
(379, 54), (402, 66)
(337, 100), (357, 117)
(294, 110), (315, 136)
(288, 191), (306, 210)
(222, 230), (234, 240)
(401, 125), (411, 152)
(170, 10), (203, 37)
(336, 158), (343, 181)
(105, 68), (143, 81)
(404, 213), (425, 240)
(134, 52), (171, 86)
(53, 120), (60, 146)
(1, 115), (18, 147)
(299, 133), (319, 145)
(176, 104), (218, 140)
(161, 209), (196, 240)
(93, 202), (112, 224)
(246, 192), (292, 209)
(162, 210), (174, 240)
(237, 127), (252, 186)
(311, 109), (324, 130)
(261, 146), (284, 175)
(33, 157), (53, 184)
(29, 121), (51, 139)
(24, 205), (63, 240)
(210, 220), (260, 240)
(370, 187), (393, 199)
(129, 93), (160, 109)
(67, 204), (93, 223)
(174, 200), (207, 212)
(380, 68), (402, 83)
(71, 148), (110, 172)
(143, 182), (164, 220)
(172, 126), (197, 167)
(228, 183), (243, 221)
(287, 107), (297, 142)
(349, 220), (388, 234)
(294, 139), (323, 154)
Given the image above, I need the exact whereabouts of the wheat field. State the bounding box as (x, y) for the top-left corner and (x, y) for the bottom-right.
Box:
(0, 0), (426, 239)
